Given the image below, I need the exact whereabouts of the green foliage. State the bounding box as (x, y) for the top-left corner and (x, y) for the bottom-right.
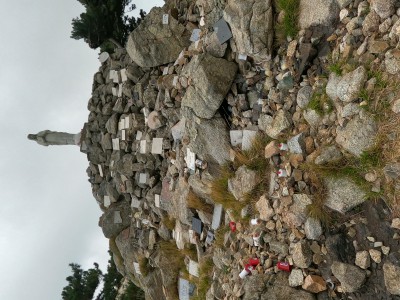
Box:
(276, 0), (300, 40)
(62, 263), (102, 300)
(192, 258), (214, 300)
(71, 0), (146, 50)
(328, 63), (343, 76)
(119, 282), (145, 300)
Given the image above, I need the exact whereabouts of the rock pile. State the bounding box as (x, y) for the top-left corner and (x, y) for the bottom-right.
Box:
(80, 0), (400, 299)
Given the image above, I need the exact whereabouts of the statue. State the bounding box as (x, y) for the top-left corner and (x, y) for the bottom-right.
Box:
(27, 130), (81, 146)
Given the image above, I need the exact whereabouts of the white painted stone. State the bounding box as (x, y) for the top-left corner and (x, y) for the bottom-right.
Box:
(112, 138), (120, 150)
(112, 87), (118, 96)
(211, 204), (223, 230)
(139, 173), (148, 184)
(140, 140), (147, 154)
(109, 70), (116, 80)
(131, 196), (140, 208)
(151, 138), (163, 154)
(242, 130), (257, 150)
(118, 119), (125, 130)
(120, 68), (127, 82)
(136, 131), (143, 141)
(98, 164), (103, 177)
(118, 84), (123, 97)
(238, 53), (247, 60)
(162, 14), (169, 24)
(230, 130), (243, 147)
(133, 262), (141, 275)
(186, 148), (196, 170)
(121, 130), (126, 141)
(114, 211), (123, 224)
(188, 260), (199, 277)
(155, 194), (160, 208)
(104, 195), (111, 208)
(124, 116), (130, 128)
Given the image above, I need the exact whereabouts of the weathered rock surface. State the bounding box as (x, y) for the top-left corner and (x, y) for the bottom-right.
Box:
(181, 53), (237, 119)
(336, 66), (367, 103)
(336, 114), (377, 157)
(228, 166), (257, 201)
(126, 7), (191, 67)
(223, 0), (273, 59)
(331, 261), (366, 293)
(299, 0), (339, 30)
(99, 200), (131, 238)
(324, 177), (366, 213)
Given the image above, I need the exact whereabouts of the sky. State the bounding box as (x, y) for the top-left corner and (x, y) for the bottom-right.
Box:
(0, 1), (163, 299)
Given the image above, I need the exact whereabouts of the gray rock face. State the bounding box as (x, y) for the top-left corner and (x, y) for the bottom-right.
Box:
(262, 110), (291, 139)
(304, 217), (322, 240)
(324, 177), (366, 213)
(181, 53), (237, 119)
(385, 49), (400, 75)
(185, 113), (231, 165)
(255, 195), (274, 221)
(299, 0), (339, 30)
(331, 261), (366, 293)
(223, 0), (273, 59)
(303, 109), (322, 128)
(126, 7), (191, 67)
(99, 200), (131, 238)
(288, 133), (305, 154)
(292, 241), (313, 268)
(228, 166), (257, 201)
(336, 66), (367, 103)
(371, 0), (395, 19)
(336, 114), (377, 157)
(384, 262), (400, 295)
(297, 86), (313, 109)
(315, 145), (342, 165)
(326, 73), (341, 101)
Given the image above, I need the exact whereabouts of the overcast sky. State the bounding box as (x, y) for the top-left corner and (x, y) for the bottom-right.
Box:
(0, 1), (163, 299)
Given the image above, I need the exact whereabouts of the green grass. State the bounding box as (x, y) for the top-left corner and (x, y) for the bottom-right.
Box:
(307, 90), (333, 116)
(276, 0), (300, 40)
(328, 63), (343, 76)
(187, 189), (214, 214)
(192, 258), (214, 300)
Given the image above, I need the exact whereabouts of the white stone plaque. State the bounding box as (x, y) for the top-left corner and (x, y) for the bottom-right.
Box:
(133, 262), (141, 275)
(190, 29), (201, 42)
(104, 195), (111, 208)
(179, 278), (190, 300)
(112, 138), (120, 150)
(136, 131), (143, 140)
(186, 148), (196, 170)
(140, 140), (147, 154)
(121, 130), (126, 141)
(163, 67), (169, 75)
(230, 130), (243, 147)
(109, 70), (116, 80)
(172, 76), (179, 87)
(155, 194), (160, 208)
(162, 14), (169, 25)
(120, 68), (127, 82)
(112, 87), (118, 96)
(188, 260), (199, 277)
(139, 173), (147, 184)
(131, 197), (141, 209)
(238, 53), (247, 60)
(124, 116), (130, 129)
(211, 204), (223, 230)
(98, 164), (103, 177)
(114, 211), (123, 224)
(151, 138), (163, 155)
(188, 230), (196, 244)
(118, 84), (123, 97)
(118, 118), (125, 130)
(242, 130), (257, 150)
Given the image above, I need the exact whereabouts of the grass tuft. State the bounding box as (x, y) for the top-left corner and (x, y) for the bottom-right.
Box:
(276, 0), (300, 40)
(187, 189), (214, 214)
(307, 89), (333, 116)
(192, 257), (214, 300)
(162, 217), (176, 231)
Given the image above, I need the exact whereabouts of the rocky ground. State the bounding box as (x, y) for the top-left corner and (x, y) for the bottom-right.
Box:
(81, 0), (400, 299)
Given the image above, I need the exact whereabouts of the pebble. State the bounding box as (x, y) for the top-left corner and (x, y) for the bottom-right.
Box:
(369, 249), (382, 264)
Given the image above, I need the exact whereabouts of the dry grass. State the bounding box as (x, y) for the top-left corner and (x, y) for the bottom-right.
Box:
(191, 257), (214, 300)
(213, 225), (231, 249)
(306, 173), (332, 226)
(138, 256), (152, 277)
(162, 217), (176, 231)
(187, 189), (214, 214)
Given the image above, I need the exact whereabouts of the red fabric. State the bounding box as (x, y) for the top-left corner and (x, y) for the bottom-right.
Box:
(229, 221), (236, 232)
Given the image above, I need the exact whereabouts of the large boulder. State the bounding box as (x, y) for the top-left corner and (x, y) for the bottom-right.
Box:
(223, 0), (273, 59)
(185, 111), (231, 164)
(299, 0), (339, 30)
(331, 261), (366, 293)
(335, 114), (377, 157)
(324, 177), (366, 213)
(126, 7), (191, 67)
(99, 200), (131, 238)
(228, 166), (258, 201)
(384, 260), (400, 295)
(181, 53), (237, 119)
(371, 0), (395, 19)
(336, 66), (367, 103)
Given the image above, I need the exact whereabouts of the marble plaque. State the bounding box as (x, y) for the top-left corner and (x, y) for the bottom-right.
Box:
(242, 130), (257, 151)
(188, 260), (199, 277)
(151, 138), (163, 154)
(211, 204), (223, 230)
(104, 195), (111, 208)
(162, 14), (169, 24)
(213, 18), (232, 44)
(120, 68), (127, 82)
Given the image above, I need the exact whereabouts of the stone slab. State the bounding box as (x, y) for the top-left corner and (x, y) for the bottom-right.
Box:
(211, 204), (223, 230)
(178, 278), (190, 300)
(155, 194), (160, 208)
(162, 14), (169, 25)
(112, 138), (120, 150)
(98, 164), (103, 177)
(190, 29), (201, 42)
(192, 217), (203, 235)
(98, 52), (109, 63)
(112, 87), (118, 96)
(120, 68), (127, 82)
(213, 18), (232, 44)
(131, 196), (141, 209)
(151, 138), (163, 154)
(171, 118), (186, 141)
(139, 173), (148, 184)
(121, 130), (126, 141)
(113, 211), (123, 224)
(136, 131), (143, 140)
(206, 231), (214, 244)
(124, 116), (130, 129)
(104, 195), (111, 208)
(186, 148), (196, 170)
(242, 130), (257, 150)
(133, 262), (141, 275)
(230, 130), (243, 147)
(140, 140), (147, 154)
(188, 260), (199, 277)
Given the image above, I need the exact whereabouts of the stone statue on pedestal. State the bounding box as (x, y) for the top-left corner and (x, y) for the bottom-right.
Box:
(27, 130), (81, 146)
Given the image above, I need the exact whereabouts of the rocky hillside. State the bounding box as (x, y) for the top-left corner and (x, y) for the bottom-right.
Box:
(81, 0), (400, 299)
